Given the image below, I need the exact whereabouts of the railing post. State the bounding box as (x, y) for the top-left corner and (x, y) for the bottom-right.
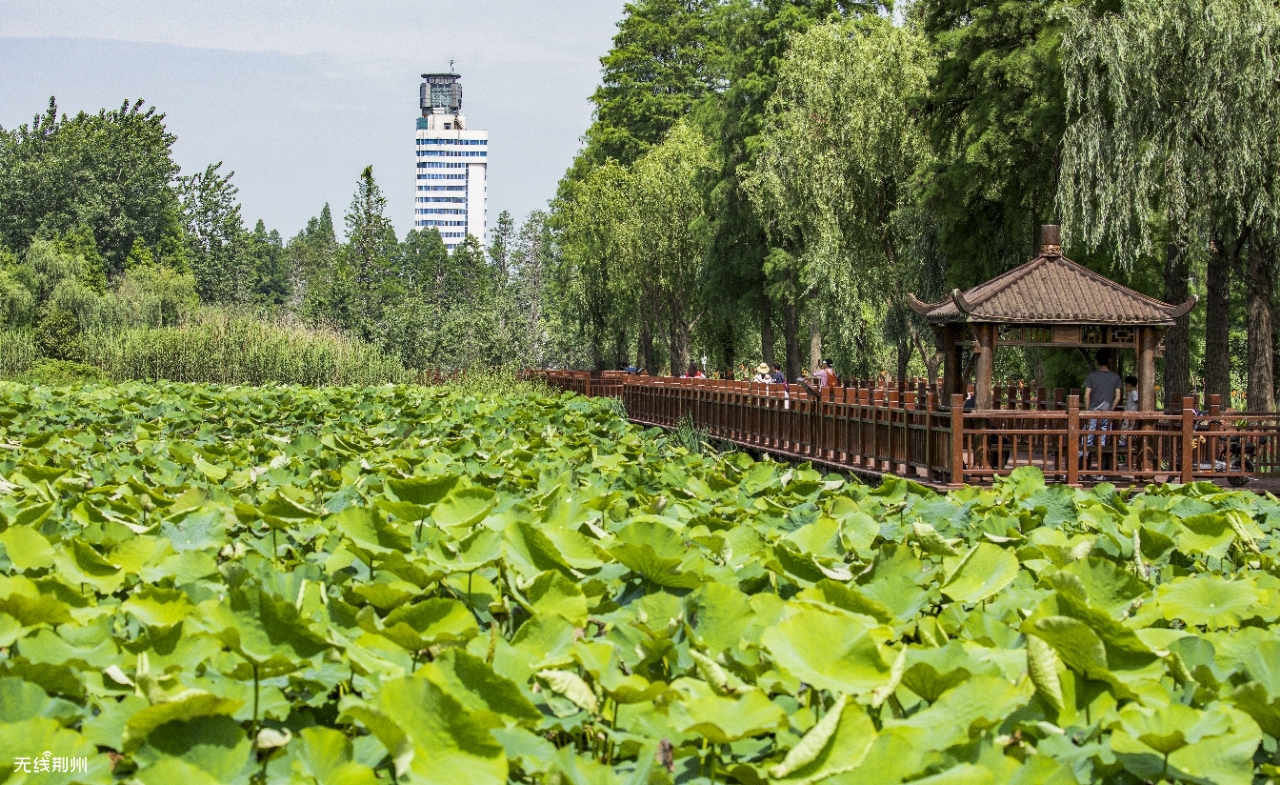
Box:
(583, 373), (592, 398)
(1067, 394), (1081, 487)
(1181, 396), (1195, 483)
(950, 394), (965, 487)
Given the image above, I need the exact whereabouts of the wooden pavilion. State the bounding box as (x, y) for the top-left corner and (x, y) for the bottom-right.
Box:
(907, 226), (1197, 412)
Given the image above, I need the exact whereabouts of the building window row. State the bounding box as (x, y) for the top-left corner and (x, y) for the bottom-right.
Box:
(417, 163), (468, 169)
(420, 185), (467, 192)
(416, 209), (467, 216)
(416, 220), (468, 227)
(416, 150), (487, 157)
(416, 197), (466, 203)
(416, 138), (486, 146)
(417, 175), (466, 183)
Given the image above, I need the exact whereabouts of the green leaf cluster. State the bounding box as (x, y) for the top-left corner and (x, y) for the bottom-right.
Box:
(0, 383), (1279, 783)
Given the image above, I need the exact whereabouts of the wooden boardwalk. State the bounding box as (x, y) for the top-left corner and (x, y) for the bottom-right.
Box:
(539, 371), (1280, 489)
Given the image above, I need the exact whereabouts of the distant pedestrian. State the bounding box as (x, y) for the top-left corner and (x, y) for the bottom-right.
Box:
(1084, 349), (1123, 469)
(771, 364), (786, 385)
(753, 363), (772, 383)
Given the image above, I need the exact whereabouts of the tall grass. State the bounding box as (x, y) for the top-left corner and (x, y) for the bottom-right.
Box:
(80, 311), (411, 386)
(0, 329), (39, 377)
(434, 367), (554, 397)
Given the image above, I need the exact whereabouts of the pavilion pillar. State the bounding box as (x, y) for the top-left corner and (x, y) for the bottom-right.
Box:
(942, 326), (964, 402)
(974, 323), (996, 410)
(1137, 327), (1157, 411)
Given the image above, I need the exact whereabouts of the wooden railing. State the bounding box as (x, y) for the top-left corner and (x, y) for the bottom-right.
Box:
(536, 371), (1279, 488)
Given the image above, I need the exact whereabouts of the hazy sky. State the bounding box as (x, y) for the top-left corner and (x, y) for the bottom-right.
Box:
(0, 1), (625, 239)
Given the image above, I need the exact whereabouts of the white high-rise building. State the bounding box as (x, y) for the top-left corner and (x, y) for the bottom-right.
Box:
(414, 72), (487, 251)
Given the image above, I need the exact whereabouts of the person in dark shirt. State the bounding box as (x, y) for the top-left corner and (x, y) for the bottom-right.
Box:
(1084, 349), (1123, 470)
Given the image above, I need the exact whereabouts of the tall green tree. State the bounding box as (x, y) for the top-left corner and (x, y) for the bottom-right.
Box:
(582, 0), (723, 168)
(178, 162), (247, 304)
(749, 17), (936, 377)
(245, 220), (288, 305)
(1058, 0), (1280, 409)
(341, 166), (399, 338)
(0, 98), (184, 277)
(916, 0), (1098, 284)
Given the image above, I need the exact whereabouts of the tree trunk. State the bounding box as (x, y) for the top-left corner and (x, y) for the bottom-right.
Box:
(671, 324), (691, 378)
(783, 299), (801, 381)
(1247, 236), (1276, 411)
(808, 300), (822, 373)
(1205, 239), (1233, 406)
(896, 338), (910, 393)
(1162, 243), (1191, 409)
(638, 314), (656, 375)
(760, 295), (775, 367)
(612, 327), (628, 371)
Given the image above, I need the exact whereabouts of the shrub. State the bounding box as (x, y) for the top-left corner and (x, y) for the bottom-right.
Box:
(8, 358), (106, 385)
(35, 307), (83, 361)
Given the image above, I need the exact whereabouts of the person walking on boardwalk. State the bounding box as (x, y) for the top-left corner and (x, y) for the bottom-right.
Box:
(1084, 349), (1124, 470)
(753, 363), (772, 383)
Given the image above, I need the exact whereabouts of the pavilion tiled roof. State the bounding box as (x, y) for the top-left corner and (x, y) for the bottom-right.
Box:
(908, 251), (1197, 326)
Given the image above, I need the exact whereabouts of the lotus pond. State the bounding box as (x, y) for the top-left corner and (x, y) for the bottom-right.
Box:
(0, 382), (1278, 784)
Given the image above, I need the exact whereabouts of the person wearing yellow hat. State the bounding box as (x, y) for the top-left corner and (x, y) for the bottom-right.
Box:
(753, 362), (772, 383)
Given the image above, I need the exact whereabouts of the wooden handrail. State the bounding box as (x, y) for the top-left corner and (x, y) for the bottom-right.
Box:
(533, 371), (1277, 488)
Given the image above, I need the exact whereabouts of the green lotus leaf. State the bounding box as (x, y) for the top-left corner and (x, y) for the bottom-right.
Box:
(941, 543), (1019, 604)
(797, 579), (896, 625)
(291, 726), (380, 785)
(1157, 575), (1265, 630)
(1027, 615), (1109, 678)
(611, 520), (702, 589)
(888, 675), (1032, 751)
(122, 692), (245, 753)
(346, 677), (507, 784)
(433, 487), (497, 528)
(258, 488), (321, 521)
(386, 475), (461, 506)
(524, 571), (588, 626)
(418, 648), (540, 724)
(429, 528), (503, 572)
(334, 506), (412, 554)
(1231, 681), (1280, 739)
(381, 598), (479, 652)
(0, 525), (54, 571)
(1110, 704), (1261, 785)
(490, 726), (557, 776)
(1176, 513), (1236, 558)
(761, 606), (893, 695)
(770, 694), (879, 784)
(52, 540), (123, 594)
(503, 519), (581, 580)
(669, 689), (785, 744)
(133, 713), (251, 784)
(0, 717), (113, 784)
(0, 677), (79, 725)
(900, 642), (993, 703)
(1057, 556), (1146, 616)
(686, 582), (755, 654)
(18, 628), (119, 670)
(123, 586), (195, 628)
(911, 521), (960, 556)
(197, 587), (330, 667)
(192, 454), (227, 481)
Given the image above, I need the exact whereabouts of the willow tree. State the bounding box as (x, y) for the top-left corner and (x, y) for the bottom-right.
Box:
(746, 18), (935, 378)
(554, 162), (633, 369)
(1059, 0), (1280, 410)
(622, 123), (713, 375)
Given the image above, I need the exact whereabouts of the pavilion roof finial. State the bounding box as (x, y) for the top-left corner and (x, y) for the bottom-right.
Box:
(1040, 225), (1062, 257)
